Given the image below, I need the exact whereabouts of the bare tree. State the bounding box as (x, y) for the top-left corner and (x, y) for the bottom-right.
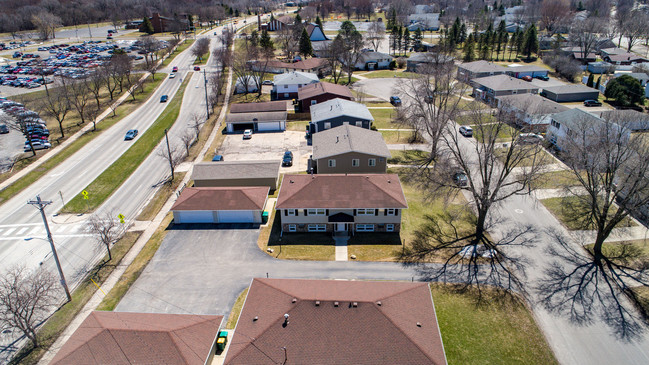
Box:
(140, 36), (161, 69)
(31, 11), (61, 40)
(190, 112), (205, 139)
(569, 18), (605, 63)
(337, 21), (364, 84)
(208, 70), (224, 110)
(0, 266), (59, 348)
(192, 37), (211, 63)
(86, 71), (104, 110)
(395, 54), (469, 161)
(38, 78), (71, 139)
(620, 11), (649, 52)
(539, 0), (570, 34)
(68, 79), (91, 125)
(180, 130), (194, 155)
(366, 21), (385, 52)
(401, 105), (547, 293)
(277, 25), (299, 60)
(87, 211), (125, 261)
(326, 36), (346, 84)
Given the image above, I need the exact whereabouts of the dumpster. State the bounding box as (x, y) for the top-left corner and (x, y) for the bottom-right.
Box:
(216, 330), (228, 351)
(262, 211), (269, 223)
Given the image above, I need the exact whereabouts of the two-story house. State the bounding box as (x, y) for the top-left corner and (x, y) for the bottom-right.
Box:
(309, 98), (374, 134)
(272, 71), (319, 100)
(297, 81), (353, 112)
(546, 108), (629, 151)
(310, 125), (390, 173)
(275, 174), (408, 234)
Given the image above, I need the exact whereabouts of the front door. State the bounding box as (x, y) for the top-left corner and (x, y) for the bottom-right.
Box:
(336, 223), (346, 232)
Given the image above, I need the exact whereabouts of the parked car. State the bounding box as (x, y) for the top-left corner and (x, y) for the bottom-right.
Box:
(521, 75), (533, 82)
(535, 75), (550, 81)
(459, 126), (473, 137)
(516, 133), (543, 145)
(172, 66), (178, 72)
(282, 150), (293, 166)
(212, 154), (224, 161)
(160, 95), (168, 102)
(243, 129), (253, 139)
(262, 80), (273, 85)
(124, 129), (138, 140)
(453, 171), (468, 187)
(193, 66), (200, 71)
(584, 99), (602, 107)
(24, 140), (51, 151)
(0, 124), (8, 134)
(389, 96), (402, 106)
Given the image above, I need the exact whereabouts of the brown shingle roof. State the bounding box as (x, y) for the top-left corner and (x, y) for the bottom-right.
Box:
(50, 311), (223, 365)
(230, 101), (287, 113)
(275, 174), (407, 209)
(224, 278), (447, 365)
(266, 58), (328, 71)
(171, 186), (269, 211)
(297, 81), (353, 101)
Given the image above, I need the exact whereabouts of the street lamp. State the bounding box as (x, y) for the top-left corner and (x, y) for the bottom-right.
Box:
(27, 195), (72, 302)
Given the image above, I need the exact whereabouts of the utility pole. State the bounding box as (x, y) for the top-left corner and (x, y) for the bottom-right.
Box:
(27, 195), (72, 302)
(164, 128), (175, 181)
(203, 68), (210, 118)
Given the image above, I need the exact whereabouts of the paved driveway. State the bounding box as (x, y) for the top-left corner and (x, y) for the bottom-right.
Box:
(115, 225), (421, 316)
(219, 130), (309, 173)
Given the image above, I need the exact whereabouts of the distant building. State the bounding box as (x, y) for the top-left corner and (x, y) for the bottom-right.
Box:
(148, 13), (190, 33)
(471, 75), (540, 105)
(497, 94), (569, 133)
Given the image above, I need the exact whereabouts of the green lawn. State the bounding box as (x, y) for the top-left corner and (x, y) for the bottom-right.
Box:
(347, 233), (403, 261)
(532, 170), (582, 190)
(540, 196), (637, 230)
(472, 123), (518, 143)
(0, 74), (166, 206)
(357, 70), (417, 79)
(455, 113), (496, 125)
(370, 108), (397, 129)
(433, 283), (558, 365)
(388, 149), (430, 165)
(323, 75), (360, 85)
(495, 145), (555, 167)
(456, 98), (489, 111)
(226, 288), (249, 329)
(61, 77), (190, 214)
(286, 121), (309, 131)
(381, 130), (423, 144)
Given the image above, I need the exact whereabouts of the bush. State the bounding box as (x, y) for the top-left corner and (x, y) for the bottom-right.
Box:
(396, 57), (407, 69)
(389, 60), (397, 70)
(543, 54), (581, 82)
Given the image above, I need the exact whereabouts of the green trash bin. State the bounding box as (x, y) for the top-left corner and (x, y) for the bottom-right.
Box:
(216, 331), (228, 351)
(262, 211), (269, 223)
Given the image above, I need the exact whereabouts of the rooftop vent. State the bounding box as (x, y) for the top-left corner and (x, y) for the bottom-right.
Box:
(292, 298), (297, 303)
(334, 301), (339, 307)
(416, 322), (422, 327)
(376, 301), (382, 306)
(289, 179), (294, 183)
(253, 316), (259, 321)
(315, 300), (320, 306)
(352, 302), (358, 307)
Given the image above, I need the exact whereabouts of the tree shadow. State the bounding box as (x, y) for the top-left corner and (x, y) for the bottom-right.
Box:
(400, 211), (537, 304)
(536, 228), (649, 340)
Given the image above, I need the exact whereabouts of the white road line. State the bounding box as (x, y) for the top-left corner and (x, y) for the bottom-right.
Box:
(15, 227), (28, 235)
(28, 226), (41, 235)
(0, 223), (41, 228)
(3, 228), (16, 236)
(0, 234), (93, 241)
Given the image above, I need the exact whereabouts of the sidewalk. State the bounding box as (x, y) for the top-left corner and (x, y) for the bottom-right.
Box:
(37, 30), (236, 365)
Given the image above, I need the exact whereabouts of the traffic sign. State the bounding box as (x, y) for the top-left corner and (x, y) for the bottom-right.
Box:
(81, 190), (89, 200)
(118, 214), (125, 224)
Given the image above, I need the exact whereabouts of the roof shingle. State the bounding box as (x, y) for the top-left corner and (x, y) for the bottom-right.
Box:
(171, 186), (269, 211)
(297, 81), (353, 101)
(312, 124), (390, 159)
(310, 98), (374, 124)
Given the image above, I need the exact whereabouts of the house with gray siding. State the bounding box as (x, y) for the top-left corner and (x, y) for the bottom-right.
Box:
(471, 75), (540, 105)
(311, 125), (390, 174)
(309, 98), (374, 134)
(546, 108), (629, 151)
(276, 174), (408, 234)
(497, 94), (569, 133)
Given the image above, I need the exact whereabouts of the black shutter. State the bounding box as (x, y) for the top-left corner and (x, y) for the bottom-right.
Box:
(304, 209), (308, 216)
(326, 209), (329, 215)
(396, 209), (399, 216)
(353, 209), (356, 216)
(384, 209), (387, 216)
(284, 210), (288, 216)
(375, 209), (378, 216)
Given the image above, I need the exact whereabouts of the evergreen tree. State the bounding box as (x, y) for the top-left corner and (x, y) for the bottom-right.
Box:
(295, 14), (302, 25)
(391, 25), (399, 55)
(299, 27), (313, 57)
(516, 29), (525, 57)
(403, 28), (411, 53)
(250, 30), (259, 48)
(501, 33), (509, 61)
(315, 16), (322, 29)
(397, 26), (403, 55)
(260, 29), (274, 57)
(413, 28), (423, 51)
(595, 75), (602, 90)
(463, 34), (475, 62)
(140, 16), (154, 34)
(577, 1), (585, 11)
(587, 73), (595, 87)
(499, 3), (505, 16)
(480, 42), (490, 60)
(459, 23), (467, 43)
(522, 24), (539, 59)
(451, 17), (461, 44)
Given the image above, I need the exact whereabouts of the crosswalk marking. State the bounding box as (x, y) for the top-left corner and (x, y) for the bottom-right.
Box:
(3, 228), (16, 236)
(16, 227), (28, 235)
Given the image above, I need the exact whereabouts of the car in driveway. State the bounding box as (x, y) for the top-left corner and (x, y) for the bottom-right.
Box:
(124, 129), (138, 140)
(262, 80), (273, 85)
(160, 95), (168, 102)
(459, 126), (473, 137)
(584, 99), (602, 107)
(243, 129), (253, 139)
(212, 154), (224, 161)
(282, 150), (293, 166)
(24, 140), (51, 151)
(535, 75), (550, 81)
(521, 75), (533, 82)
(389, 96), (402, 106)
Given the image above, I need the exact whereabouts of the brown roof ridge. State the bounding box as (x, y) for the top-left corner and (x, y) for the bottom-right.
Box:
(375, 286), (444, 364)
(366, 174), (408, 208)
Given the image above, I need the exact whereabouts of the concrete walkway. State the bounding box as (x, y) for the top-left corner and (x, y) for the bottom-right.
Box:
(36, 31), (238, 365)
(387, 143), (429, 151)
(571, 225), (649, 244)
(334, 235), (349, 261)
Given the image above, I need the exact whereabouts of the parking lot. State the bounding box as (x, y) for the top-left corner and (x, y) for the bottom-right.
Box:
(219, 130), (309, 173)
(0, 112), (25, 173)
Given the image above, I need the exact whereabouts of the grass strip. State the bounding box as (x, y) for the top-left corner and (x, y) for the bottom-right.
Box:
(61, 77), (190, 214)
(540, 196), (637, 230)
(136, 172), (186, 221)
(225, 288), (249, 329)
(11, 232), (141, 365)
(97, 213), (173, 311)
(0, 74), (166, 206)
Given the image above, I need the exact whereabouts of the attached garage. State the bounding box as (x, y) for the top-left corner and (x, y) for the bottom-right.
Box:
(192, 161), (281, 191)
(541, 84), (600, 102)
(225, 111), (287, 133)
(171, 186), (269, 224)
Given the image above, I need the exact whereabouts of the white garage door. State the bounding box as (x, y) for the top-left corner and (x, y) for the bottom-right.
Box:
(178, 211), (214, 223)
(218, 210), (255, 223)
(256, 122), (282, 132)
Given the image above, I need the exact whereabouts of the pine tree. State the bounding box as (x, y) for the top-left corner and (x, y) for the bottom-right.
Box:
(140, 16), (154, 34)
(501, 33), (509, 61)
(187, 14), (194, 31)
(299, 28), (313, 57)
(577, 1), (585, 11)
(295, 14), (302, 25)
(587, 73), (595, 87)
(595, 75), (602, 90)
(403, 28), (411, 53)
(260, 29), (274, 56)
(413, 28), (423, 51)
(315, 16), (322, 29)
(459, 23), (467, 43)
(391, 25), (399, 55)
(250, 30), (259, 48)
(522, 24), (539, 59)
(480, 42), (490, 60)
(397, 26), (403, 55)
(463, 35), (475, 62)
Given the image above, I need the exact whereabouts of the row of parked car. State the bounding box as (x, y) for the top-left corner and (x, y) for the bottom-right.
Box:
(0, 98), (51, 152)
(0, 40), (35, 52)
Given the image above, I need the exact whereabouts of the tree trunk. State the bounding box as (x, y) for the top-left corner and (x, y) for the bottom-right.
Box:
(474, 207), (488, 243)
(105, 242), (112, 261)
(58, 121), (65, 139)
